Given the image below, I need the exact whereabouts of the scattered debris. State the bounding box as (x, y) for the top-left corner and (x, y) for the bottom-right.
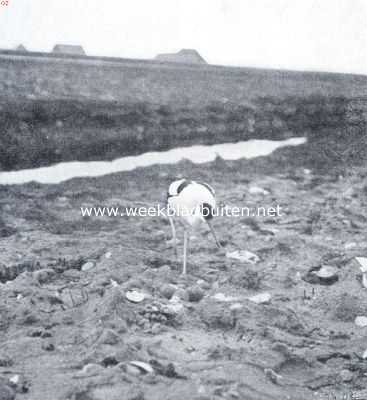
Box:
(81, 261), (95, 272)
(101, 356), (119, 368)
(110, 279), (119, 287)
(302, 265), (339, 285)
(126, 290), (145, 303)
(226, 250), (259, 264)
(229, 303), (243, 311)
(7, 374), (29, 394)
(8, 375), (19, 386)
(75, 363), (105, 378)
(315, 265), (338, 279)
(149, 359), (186, 379)
(355, 316), (367, 327)
(41, 341), (55, 351)
(248, 292), (271, 304)
(264, 368), (283, 384)
(248, 186), (269, 195)
(356, 256), (367, 288)
(356, 257), (367, 273)
(212, 293), (241, 302)
(128, 361), (154, 375)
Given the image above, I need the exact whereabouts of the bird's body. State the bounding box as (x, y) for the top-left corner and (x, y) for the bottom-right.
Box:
(167, 179), (216, 228)
(166, 179), (220, 274)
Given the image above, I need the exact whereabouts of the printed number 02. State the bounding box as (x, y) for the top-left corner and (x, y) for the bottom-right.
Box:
(1, 1), (9, 5)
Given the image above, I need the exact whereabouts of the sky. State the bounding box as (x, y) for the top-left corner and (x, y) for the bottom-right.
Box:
(0, 0), (366, 75)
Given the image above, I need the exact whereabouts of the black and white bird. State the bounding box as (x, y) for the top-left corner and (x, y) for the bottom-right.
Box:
(167, 179), (221, 274)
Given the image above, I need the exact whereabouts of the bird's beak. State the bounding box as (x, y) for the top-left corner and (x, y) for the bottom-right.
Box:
(207, 220), (222, 249)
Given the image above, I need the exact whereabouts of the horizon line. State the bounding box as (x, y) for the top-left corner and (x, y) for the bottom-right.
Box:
(0, 46), (366, 78)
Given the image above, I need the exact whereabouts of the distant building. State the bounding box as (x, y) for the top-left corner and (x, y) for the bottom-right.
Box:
(155, 49), (207, 65)
(52, 44), (86, 56)
(15, 44), (27, 52)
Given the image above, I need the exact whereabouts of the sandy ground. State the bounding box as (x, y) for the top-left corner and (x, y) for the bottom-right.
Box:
(0, 144), (367, 400)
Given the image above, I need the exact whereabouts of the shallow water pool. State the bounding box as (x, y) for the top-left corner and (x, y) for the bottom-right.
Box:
(0, 137), (306, 185)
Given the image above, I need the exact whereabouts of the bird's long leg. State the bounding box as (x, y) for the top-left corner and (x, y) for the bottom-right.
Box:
(168, 216), (178, 259)
(183, 229), (189, 275)
(207, 220), (222, 249)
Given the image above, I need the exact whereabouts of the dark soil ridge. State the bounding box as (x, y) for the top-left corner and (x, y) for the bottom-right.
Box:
(0, 95), (366, 171)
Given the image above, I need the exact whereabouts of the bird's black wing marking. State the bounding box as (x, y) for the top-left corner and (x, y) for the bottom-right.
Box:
(201, 202), (214, 221)
(197, 181), (215, 196)
(176, 179), (192, 194)
(167, 179), (191, 200)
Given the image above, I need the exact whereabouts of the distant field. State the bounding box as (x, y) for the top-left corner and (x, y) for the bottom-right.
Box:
(1, 52), (367, 104)
(0, 53), (366, 171)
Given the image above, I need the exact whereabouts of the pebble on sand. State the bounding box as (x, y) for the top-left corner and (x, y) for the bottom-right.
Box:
(356, 257), (367, 273)
(226, 250), (259, 264)
(248, 186), (269, 195)
(314, 265), (338, 280)
(8, 375), (19, 385)
(75, 363), (105, 377)
(126, 290), (145, 303)
(362, 274), (367, 289)
(229, 303), (243, 311)
(213, 293), (240, 302)
(303, 265), (339, 285)
(128, 361), (154, 375)
(81, 261), (95, 272)
(355, 316), (367, 327)
(249, 292), (271, 304)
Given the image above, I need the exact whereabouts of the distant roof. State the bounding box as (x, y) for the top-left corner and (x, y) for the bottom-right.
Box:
(155, 49), (207, 64)
(15, 44), (27, 52)
(52, 44), (86, 55)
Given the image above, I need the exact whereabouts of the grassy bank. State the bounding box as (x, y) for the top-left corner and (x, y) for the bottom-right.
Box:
(1, 95), (366, 171)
